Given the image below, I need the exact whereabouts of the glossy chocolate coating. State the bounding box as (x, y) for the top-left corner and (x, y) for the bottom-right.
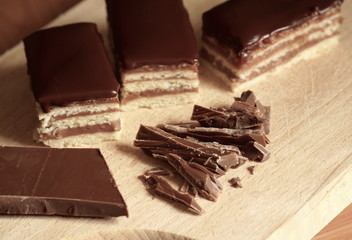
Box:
(24, 23), (119, 113)
(202, 0), (343, 57)
(0, 146), (128, 217)
(106, 0), (198, 70)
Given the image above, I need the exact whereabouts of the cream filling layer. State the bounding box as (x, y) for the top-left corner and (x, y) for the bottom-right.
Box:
(121, 79), (199, 95)
(123, 70), (198, 82)
(121, 92), (198, 110)
(37, 102), (120, 126)
(39, 112), (120, 131)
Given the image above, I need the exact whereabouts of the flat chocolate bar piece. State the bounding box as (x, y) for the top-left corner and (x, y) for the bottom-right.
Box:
(106, 0), (199, 109)
(24, 23), (121, 147)
(0, 146), (128, 218)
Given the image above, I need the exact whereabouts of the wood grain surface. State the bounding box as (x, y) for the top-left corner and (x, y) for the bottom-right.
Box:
(314, 204), (352, 240)
(0, 0), (351, 239)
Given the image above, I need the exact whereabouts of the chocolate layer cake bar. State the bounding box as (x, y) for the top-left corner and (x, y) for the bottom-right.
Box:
(24, 23), (121, 148)
(201, 0), (344, 91)
(0, 146), (128, 217)
(106, 0), (199, 110)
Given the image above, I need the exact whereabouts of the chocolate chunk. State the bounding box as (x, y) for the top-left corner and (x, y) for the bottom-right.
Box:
(166, 154), (223, 202)
(229, 177), (243, 188)
(243, 142), (270, 162)
(231, 156), (249, 169)
(202, 0), (343, 57)
(0, 146), (128, 218)
(191, 91), (270, 134)
(23, 23), (119, 113)
(139, 174), (204, 215)
(145, 167), (171, 176)
(235, 90), (257, 106)
(247, 166), (255, 175)
(159, 123), (269, 147)
(134, 125), (240, 175)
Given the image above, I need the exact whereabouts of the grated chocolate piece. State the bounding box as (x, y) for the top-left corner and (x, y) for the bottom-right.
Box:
(139, 174), (204, 215)
(159, 123), (269, 147)
(247, 166), (255, 175)
(134, 125), (240, 175)
(191, 91), (270, 134)
(243, 141), (270, 162)
(145, 167), (171, 176)
(179, 181), (198, 197)
(167, 154), (223, 202)
(231, 156), (249, 169)
(229, 177), (243, 188)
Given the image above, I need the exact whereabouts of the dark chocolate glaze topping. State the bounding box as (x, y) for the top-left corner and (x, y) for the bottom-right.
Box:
(24, 23), (120, 113)
(0, 146), (128, 217)
(202, 0), (343, 57)
(106, 0), (198, 70)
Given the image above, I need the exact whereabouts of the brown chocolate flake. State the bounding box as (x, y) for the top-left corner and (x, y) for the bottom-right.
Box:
(243, 141), (270, 162)
(247, 166), (255, 175)
(159, 123), (269, 147)
(134, 125), (240, 175)
(145, 167), (171, 176)
(191, 90), (270, 134)
(179, 180), (190, 193)
(135, 91), (271, 214)
(229, 177), (243, 188)
(179, 181), (198, 197)
(167, 154), (222, 202)
(139, 174), (204, 215)
(231, 156), (248, 169)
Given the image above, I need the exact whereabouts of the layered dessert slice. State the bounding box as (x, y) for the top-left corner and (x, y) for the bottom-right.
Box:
(201, 0), (344, 91)
(24, 23), (121, 148)
(106, 0), (199, 110)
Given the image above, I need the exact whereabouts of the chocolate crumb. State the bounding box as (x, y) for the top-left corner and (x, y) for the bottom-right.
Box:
(247, 166), (255, 175)
(229, 177), (243, 188)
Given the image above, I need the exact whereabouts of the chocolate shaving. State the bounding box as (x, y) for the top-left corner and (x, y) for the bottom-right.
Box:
(134, 125), (240, 175)
(179, 181), (198, 197)
(191, 90), (270, 134)
(231, 156), (248, 169)
(247, 166), (255, 175)
(179, 180), (190, 193)
(167, 154), (222, 201)
(243, 141), (270, 162)
(139, 174), (204, 215)
(135, 91), (271, 214)
(145, 167), (171, 176)
(159, 123), (269, 147)
(229, 177), (243, 188)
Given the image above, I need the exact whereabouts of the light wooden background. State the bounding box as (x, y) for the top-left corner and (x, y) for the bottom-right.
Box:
(0, 0), (351, 239)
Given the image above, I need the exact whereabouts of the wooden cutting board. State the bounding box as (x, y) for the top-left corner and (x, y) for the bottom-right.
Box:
(0, 0), (351, 239)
